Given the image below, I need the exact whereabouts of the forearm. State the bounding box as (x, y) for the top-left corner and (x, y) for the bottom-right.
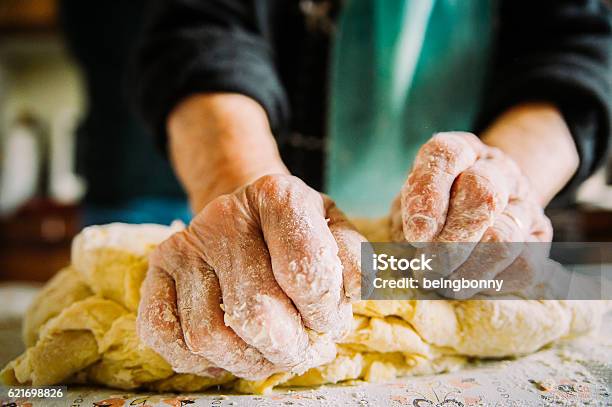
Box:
(168, 93), (288, 212)
(481, 102), (579, 206)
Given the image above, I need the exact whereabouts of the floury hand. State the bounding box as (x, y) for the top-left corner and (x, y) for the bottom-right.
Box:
(138, 174), (366, 380)
(390, 132), (553, 298)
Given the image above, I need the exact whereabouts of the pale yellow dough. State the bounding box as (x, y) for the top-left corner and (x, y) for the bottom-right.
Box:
(1, 221), (607, 394)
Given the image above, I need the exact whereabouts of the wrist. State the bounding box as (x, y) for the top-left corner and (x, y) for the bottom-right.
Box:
(167, 92), (289, 212)
(481, 103), (579, 206)
(189, 160), (289, 212)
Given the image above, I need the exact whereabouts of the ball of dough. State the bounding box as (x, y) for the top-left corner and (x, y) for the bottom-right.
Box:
(2, 221), (607, 394)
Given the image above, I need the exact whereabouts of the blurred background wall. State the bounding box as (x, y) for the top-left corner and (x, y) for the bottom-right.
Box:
(0, 0), (83, 282)
(0, 0), (610, 284)
(0, 0), (192, 283)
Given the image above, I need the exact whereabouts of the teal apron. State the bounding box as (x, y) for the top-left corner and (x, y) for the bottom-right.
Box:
(326, 0), (496, 216)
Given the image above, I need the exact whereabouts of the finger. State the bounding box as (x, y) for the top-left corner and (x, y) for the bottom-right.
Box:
(483, 222), (558, 297)
(193, 194), (337, 373)
(437, 243), (521, 299)
(154, 232), (277, 381)
(137, 264), (222, 378)
(402, 132), (484, 242)
(323, 195), (366, 301)
(418, 158), (507, 276)
(248, 175), (352, 336)
(484, 239), (545, 295)
(487, 254), (536, 295)
(437, 198), (530, 297)
(475, 198), (552, 296)
(436, 157), (509, 243)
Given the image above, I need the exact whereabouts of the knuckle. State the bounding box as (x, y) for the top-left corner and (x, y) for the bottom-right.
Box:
(253, 174), (322, 214)
(192, 196), (240, 234)
(157, 232), (182, 253)
(460, 171), (502, 211)
(147, 247), (165, 269)
(206, 194), (236, 215)
(421, 137), (454, 160)
(252, 173), (278, 190)
(287, 257), (343, 297)
(152, 232), (190, 271)
(252, 173), (294, 193)
(432, 131), (470, 144)
(429, 131), (476, 151)
(251, 174), (294, 205)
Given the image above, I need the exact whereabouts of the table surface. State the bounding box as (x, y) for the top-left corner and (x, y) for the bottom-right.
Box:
(0, 287), (610, 407)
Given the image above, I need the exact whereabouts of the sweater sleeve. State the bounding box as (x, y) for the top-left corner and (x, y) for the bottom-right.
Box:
(131, 0), (289, 148)
(478, 0), (612, 196)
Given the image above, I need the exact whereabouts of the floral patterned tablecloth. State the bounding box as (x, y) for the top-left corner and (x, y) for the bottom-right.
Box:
(1, 285), (610, 407)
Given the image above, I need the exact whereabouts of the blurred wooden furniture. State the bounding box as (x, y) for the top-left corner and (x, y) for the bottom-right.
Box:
(0, 0), (57, 34)
(547, 207), (612, 242)
(0, 199), (80, 282)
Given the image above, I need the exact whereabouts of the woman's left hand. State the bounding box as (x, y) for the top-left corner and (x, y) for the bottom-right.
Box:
(390, 132), (553, 298)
